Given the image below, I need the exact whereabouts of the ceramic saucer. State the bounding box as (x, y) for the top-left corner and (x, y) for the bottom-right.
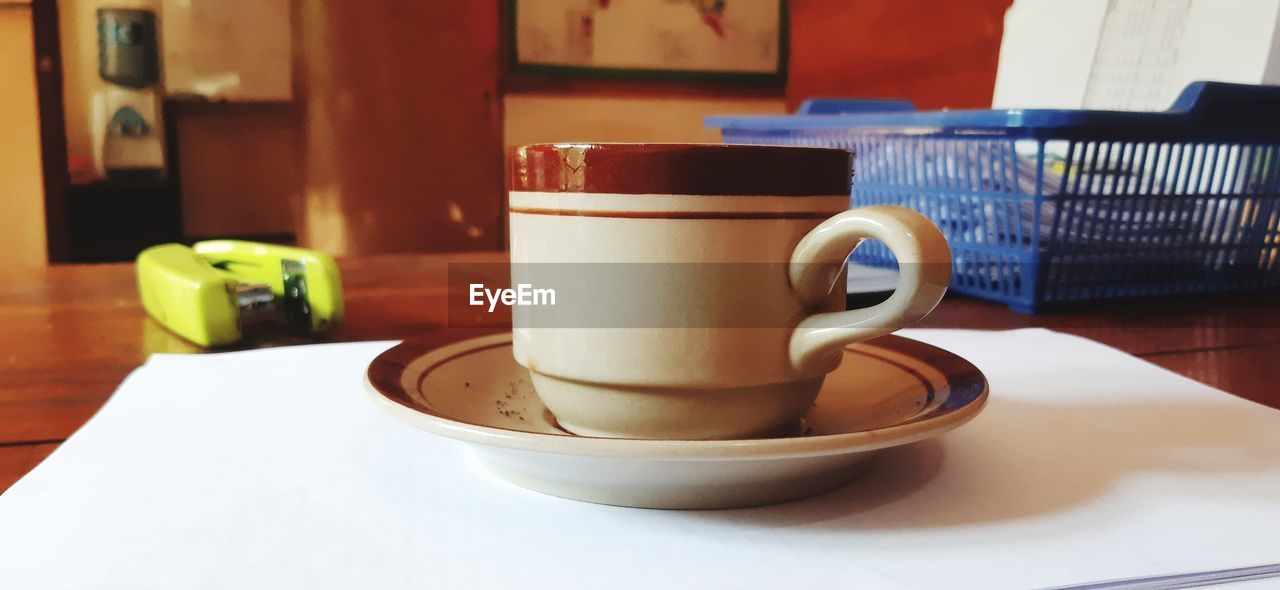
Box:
(365, 329), (988, 510)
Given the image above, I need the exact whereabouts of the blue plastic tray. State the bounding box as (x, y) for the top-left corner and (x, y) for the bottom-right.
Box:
(708, 82), (1280, 312)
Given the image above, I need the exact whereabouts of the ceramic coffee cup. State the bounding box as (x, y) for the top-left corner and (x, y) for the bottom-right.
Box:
(507, 143), (950, 440)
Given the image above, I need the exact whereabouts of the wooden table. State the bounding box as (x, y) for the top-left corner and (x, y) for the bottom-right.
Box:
(2, 252), (1277, 493)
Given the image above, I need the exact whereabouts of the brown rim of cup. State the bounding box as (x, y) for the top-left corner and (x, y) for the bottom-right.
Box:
(508, 143), (852, 196)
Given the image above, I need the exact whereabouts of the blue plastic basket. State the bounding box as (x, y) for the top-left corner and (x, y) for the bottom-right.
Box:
(707, 82), (1280, 312)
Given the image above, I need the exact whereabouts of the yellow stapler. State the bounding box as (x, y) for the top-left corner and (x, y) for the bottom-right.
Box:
(136, 241), (344, 347)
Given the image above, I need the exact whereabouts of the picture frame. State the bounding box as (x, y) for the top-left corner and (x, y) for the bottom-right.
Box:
(508, 0), (787, 85)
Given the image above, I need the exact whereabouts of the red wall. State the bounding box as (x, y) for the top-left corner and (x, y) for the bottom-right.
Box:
(787, 0), (1013, 111)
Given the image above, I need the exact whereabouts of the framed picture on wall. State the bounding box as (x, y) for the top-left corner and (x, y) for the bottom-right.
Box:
(509, 0), (787, 84)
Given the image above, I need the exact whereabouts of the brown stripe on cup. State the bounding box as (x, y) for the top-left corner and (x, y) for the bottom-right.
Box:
(509, 143), (852, 196)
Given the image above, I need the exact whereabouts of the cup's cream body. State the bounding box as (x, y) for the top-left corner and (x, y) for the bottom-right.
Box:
(508, 144), (950, 440)
(511, 191), (848, 439)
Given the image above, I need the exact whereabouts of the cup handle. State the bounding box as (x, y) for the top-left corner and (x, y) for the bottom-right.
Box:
(788, 205), (952, 374)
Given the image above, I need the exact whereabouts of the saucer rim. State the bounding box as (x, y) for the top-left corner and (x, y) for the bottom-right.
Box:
(366, 330), (988, 461)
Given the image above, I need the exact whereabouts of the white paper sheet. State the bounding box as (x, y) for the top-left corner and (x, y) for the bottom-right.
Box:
(2, 329), (1279, 589)
(994, 0), (1280, 111)
(846, 262), (900, 294)
(992, 0), (1108, 109)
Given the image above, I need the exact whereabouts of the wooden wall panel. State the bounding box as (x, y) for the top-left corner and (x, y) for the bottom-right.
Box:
(174, 102), (300, 238)
(297, 1), (504, 255)
(504, 93), (786, 147)
(0, 5), (48, 269)
(788, 0), (1012, 110)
